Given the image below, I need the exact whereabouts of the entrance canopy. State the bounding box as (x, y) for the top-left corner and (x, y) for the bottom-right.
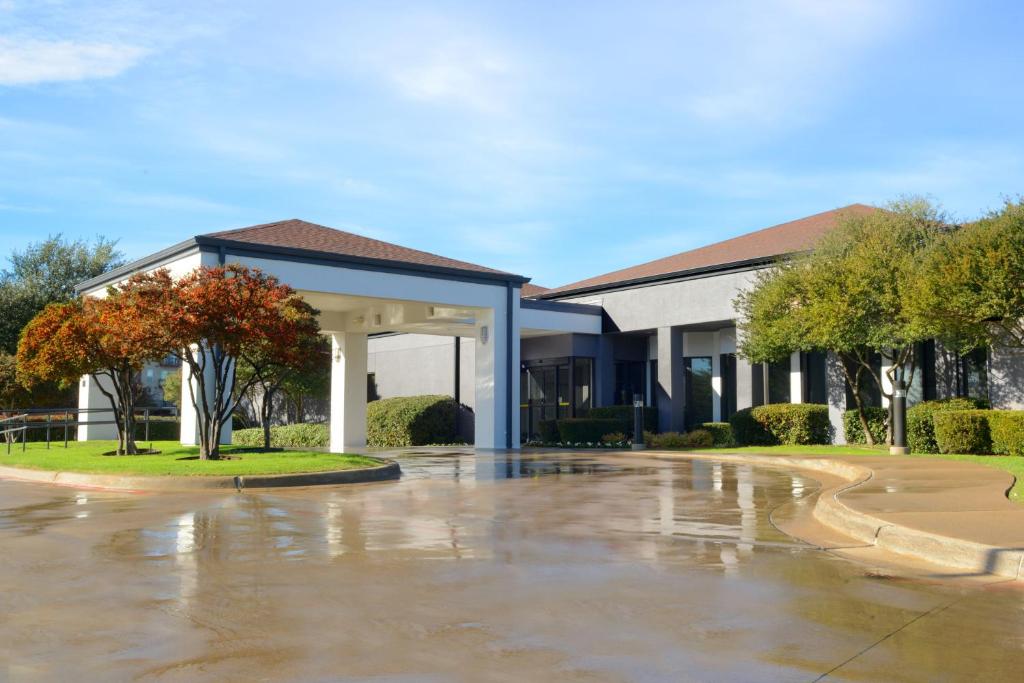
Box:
(76, 219), (531, 450)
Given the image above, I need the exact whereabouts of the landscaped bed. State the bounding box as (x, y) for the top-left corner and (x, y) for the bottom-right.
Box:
(0, 441), (382, 477)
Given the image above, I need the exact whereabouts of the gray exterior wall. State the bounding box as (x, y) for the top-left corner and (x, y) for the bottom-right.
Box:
(560, 268), (757, 333)
(367, 334), (475, 409)
(990, 346), (1024, 410)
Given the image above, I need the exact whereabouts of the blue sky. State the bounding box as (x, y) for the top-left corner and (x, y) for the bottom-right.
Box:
(1, 1), (1023, 287)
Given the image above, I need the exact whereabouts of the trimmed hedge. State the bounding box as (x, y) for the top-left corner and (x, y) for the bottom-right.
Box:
(366, 395), (460, 447)
(556, 418), (623, 444)
(730, 404), (831, 446)
(700, 422), (734, 447)
(907, 397), (988, 453)
(589, 405), (659, 433)
(843, 407), (888, 445)
(233, 423), (329, 448)
(649, 429), (714, 449)
(538, 419), (560, 444)
(989, 411), (1024, 456)
(934, 410), (991, 454)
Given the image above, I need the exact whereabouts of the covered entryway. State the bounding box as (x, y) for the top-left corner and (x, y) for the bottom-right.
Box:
(75, 220), (526, 451)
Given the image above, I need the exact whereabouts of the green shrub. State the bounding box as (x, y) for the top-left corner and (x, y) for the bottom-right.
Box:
(600, 431), (627, 444)
(700, 422), (734, 447)
(933, 410), (992, 454)
(556, 418), (623, 444)
(843, 407), (888, 445)
(907, 397), (988, 453)
(233, 423), (329, 448)
(648, 429), (715, 449)
(730, 404), (831, 446)
(538, 419), (560, 444)
(649, 431), (688, 448)
(366, 395), (461, 447)
(589, 405), (659, 433)
(989, 411), (1024, 456)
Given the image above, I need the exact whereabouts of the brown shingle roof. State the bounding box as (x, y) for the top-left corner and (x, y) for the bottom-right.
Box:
(520, 283), (550, 298)
(204, 219), (523, 280)
(544, 204), (876, 296)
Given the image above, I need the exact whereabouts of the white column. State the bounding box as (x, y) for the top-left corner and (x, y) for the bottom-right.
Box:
(179, 350), (233, 446)
(473, 295), (521, 450)
(711, 331), (722, 422)
(826, 352), (848, 444)
(77, 374), (118, 441)
(880, 351), (893, 409)
(330, 332), (368, 452)
(789, 351), (803, 404)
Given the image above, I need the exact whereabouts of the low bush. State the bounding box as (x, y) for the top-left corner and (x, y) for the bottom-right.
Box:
(700, 422), (734, 447)
(989, 411), (1024, 457)
(907, 397), (988, 453)
(589, 405), (659, 433)
(648, 429), (715, 449)
(934, 410), (991, 454)
(556, 418), (623, 444)
(538, 419), (560, 444)
(600, 432), (627, 444)
(233, 423), (329, 448)
(843, 407), (888, 445)
(366, 395), (461, 447)
(730, 404), (831, 446)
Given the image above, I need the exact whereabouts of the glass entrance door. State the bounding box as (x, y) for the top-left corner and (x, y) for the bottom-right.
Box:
(521, 360), (574, 440)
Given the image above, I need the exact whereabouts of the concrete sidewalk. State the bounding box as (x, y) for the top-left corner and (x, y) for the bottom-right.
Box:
(821, 455), (1024, 578)
(654, 450), (1024, 579)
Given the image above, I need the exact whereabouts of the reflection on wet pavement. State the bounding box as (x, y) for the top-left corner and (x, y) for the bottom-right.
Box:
(1, 450), (1022, 682)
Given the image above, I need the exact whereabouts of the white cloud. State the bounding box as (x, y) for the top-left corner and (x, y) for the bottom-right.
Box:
(0, 38), (146, 85)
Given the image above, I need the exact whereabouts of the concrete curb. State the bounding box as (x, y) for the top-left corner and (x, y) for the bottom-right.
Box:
(645, 450), (1024, 580)
(0, 460), (401, 492)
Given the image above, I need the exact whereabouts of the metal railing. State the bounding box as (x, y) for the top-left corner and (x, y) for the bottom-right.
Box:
(0, 406), (179, 455)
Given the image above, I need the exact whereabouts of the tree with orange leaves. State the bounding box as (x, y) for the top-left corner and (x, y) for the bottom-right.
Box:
(148, 265), (322, 460)
(17, 273), (171, 454)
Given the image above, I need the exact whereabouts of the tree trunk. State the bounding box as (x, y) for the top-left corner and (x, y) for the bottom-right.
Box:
(261, 387), (274, 451)
(840, 354), (876, 446)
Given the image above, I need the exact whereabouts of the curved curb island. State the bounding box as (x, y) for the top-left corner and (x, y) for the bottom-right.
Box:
(646, 451), (1024, 580)
(0, 460), (401, 492)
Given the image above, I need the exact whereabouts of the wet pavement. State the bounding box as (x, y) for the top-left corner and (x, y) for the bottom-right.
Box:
(1, 450), (1022, 682)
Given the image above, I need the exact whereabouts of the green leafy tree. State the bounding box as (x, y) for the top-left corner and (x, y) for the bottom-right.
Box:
(736, 199), (950, 445)
(162, 370), (183, 410)
(0, 235), (124, 354)
(913, 199), (1024, 351)
(234, 297), (323, 450)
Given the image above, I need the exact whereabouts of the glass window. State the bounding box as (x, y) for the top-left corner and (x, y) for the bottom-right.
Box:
(802, 352), (827, 405)
(684, 356), (713, 428)
(614, 361), (645, 405)
(753, 359), (792, 405)
(959, 348), (989, 402)
(720, 353), (736, 419)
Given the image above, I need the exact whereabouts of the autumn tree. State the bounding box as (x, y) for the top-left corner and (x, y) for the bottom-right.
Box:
(234, 295), (323, 450)
(736, 199), (950, 445)
(17, 273), (169, 454)
(913, 199), (1024, 352)
(150, 265), (322, 460)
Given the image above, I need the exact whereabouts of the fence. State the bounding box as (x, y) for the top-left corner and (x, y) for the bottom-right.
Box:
(0, 406), (180, 455)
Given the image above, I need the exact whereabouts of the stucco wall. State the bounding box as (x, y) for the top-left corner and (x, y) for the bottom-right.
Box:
(560, 268), (758, 332)
(367, 334), (475, 409)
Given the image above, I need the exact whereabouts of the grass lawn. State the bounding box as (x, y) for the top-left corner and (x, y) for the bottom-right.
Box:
(704, 444), (1024, 503)
(0, 441), (382, 477)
